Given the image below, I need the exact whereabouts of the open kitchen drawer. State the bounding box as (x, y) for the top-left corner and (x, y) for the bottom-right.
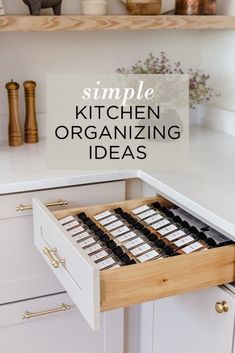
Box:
(33, 196), (235, 330)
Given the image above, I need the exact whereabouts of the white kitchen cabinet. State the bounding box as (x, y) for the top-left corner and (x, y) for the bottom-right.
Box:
(0, 180), (125, 304)
(146, 286), (235, 353)
(0, 292), (123, 353)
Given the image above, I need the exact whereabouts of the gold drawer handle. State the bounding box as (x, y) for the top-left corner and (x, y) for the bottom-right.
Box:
(22, 303), (71, 320)
(215, 301), (229, 314)
(43, 247), (65, 268)
(16, 199), (68, 211)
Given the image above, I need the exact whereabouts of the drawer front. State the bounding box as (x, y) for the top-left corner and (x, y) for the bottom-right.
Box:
(0, 181), (126, 220)
(0, 292), (74, 328)
(33, 196), (235, 331)
(0, 292), (124, 353)
(0, 181), (125, 304)
(33, 198), (100, 330)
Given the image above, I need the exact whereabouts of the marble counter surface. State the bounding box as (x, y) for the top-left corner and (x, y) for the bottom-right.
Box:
(0, 125), (235, 239)
(0, 139), (137, 194)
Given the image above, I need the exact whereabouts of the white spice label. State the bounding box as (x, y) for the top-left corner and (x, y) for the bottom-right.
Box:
(84, 243), (103, 255)
(137, 250), (159, 263)
(144, 214), (163, 225)
(94, 210), (112, 221)
(131, 243), (152, 256)
(67, 226), (85, 236)
(158, 224), (178, 236)
(59, 215), (75, 225)
(111, 226), (130, 237)
(137, 209), (156, 220)
(152, 219), (170, 230)
(105, 220), (124, 231)
(132, 205), (150, 215)
(97, 257), (116, 270)
(174, 236), (194, 247)
(79, 237), (96, 248)
(117, 232), (137, 242)
(165, 230), (186, 241)
(73, 231), (90, 241)
(90, 250), (109, 262)
(63, 220), (80, 230)
(124, 237), (144, 250)
(182, 242), (203, 254)
(99, 215), (117, 226)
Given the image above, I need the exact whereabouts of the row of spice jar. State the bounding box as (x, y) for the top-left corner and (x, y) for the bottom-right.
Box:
(58, 200), (233, 271)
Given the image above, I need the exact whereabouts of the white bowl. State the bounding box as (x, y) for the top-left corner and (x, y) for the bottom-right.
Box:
(80, 1), (107, 15)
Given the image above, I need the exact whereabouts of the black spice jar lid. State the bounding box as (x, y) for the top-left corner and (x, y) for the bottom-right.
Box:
(133, 223), (144, 230)
(197, 231), (207, 241)
(127, 215), (137, 222)
(166, 210), (174, 218)
(113, 246), (124, 257)
(164, 246), (175, 256)
(189, 226), (199, 235)
(100, 234), (110, 244)
(121, 253), (131, 264)
(126, 259), (136, 265)
(121, 212), (130, 220)
(151, 201), (161, 210)
(154, 239), (166, 249)
(128, 219), (138, 226)
(173, 216), (182, 224)
(147, 233), (157, 242)
(160, 206), (168, 214)
(114, 207), (124, 215)
(201, 226), (210, 232)
(94, 229), (105, 237)
(142, 228), (151, 236)
(83, 218), (94, 226)
(107, 240), (117, 250)
(181, 221), (190, 229)
(77, 212), (88, 221)
(205, 237), (217, 247)
(90, 224), (99, 232)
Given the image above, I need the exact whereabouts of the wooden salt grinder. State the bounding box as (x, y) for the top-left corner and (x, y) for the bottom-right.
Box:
(24, 80), (38, 143)
(5, 80), (23, 147)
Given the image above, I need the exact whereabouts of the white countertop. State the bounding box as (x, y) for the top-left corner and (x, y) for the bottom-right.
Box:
(0, 125), (235, 240)
(140, 125), (235, 239)
(0, 139), (137, 194)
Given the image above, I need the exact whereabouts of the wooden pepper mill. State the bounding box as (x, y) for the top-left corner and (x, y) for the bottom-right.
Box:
(24, 80), (39, 143)
(5, 80), (23, 147)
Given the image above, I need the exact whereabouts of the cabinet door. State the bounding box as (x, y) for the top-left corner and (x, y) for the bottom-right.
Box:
(150, 286), (235, 353)
(0, 292), (124, 353)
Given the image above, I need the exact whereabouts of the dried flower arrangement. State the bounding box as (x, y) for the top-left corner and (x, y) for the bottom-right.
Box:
(117, 52), (219, 108)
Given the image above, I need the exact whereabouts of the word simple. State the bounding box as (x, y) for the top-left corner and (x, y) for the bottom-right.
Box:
(82, 80), (155, 106)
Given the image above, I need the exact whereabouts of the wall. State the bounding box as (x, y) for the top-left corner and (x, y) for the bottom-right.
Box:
(0, 0), (235, 141)
(195, 2), (235, 134)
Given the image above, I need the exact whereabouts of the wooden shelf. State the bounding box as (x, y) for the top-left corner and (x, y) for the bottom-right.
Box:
(0, 15), (235, 32)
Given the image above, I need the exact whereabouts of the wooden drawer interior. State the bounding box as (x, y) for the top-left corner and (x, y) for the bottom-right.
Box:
(53, 196), (235, 312)
(33, 196), (235, 330)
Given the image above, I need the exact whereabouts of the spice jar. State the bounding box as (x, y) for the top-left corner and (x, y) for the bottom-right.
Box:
(201, 0), (216, 15)
(175, 0), (200, 15)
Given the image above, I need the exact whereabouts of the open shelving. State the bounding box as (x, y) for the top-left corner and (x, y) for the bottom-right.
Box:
(0, 15), (235, 32)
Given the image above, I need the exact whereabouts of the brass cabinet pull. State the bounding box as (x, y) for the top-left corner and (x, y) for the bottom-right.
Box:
(16, 199), (68, 211)
(22, 303), (71, 320)
(43, 247), (65, 268)
(215, 301), (229, 314)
